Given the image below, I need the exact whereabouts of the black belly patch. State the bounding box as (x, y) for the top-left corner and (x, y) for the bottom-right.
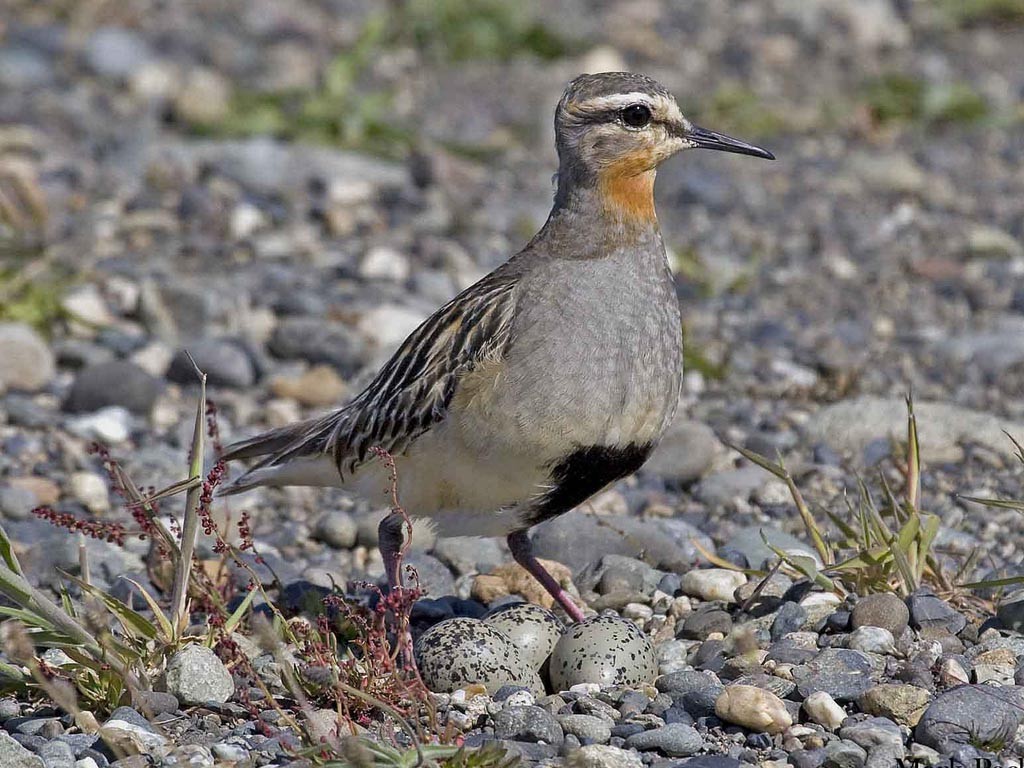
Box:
(524, 442), (654, 527)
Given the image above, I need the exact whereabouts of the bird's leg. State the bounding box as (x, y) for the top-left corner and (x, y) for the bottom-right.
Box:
(507, 530), (586, 623)
(378, 513), (415, 672)
(378, 512), (405, 592)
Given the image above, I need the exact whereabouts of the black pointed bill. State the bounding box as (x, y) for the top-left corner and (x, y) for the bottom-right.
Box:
(686, 124), (775, 160)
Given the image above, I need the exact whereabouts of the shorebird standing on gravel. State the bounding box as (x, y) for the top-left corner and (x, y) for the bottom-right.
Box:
(221, 73), (773, 622)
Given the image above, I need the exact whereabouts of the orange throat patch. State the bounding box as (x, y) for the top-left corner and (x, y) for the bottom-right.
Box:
(597, 155), (657, 224)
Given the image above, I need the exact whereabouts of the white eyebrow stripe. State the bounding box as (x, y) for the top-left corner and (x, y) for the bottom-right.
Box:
(577, 93), (684, 125)
(576, 93), (657, 112)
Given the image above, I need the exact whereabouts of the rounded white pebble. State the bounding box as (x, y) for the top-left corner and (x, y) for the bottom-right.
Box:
(803, 690), (847, 730)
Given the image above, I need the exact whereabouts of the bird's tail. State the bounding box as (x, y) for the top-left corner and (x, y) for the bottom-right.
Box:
(218, 412), (341, 496)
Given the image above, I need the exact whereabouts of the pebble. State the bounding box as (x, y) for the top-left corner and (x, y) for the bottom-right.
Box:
(624, 723), (703, 757)
(270, 365), (347, 406)
(312, 510), (357, 549)
(567, 744), (643, 767)
(848, 626), (895, 655)
(680, 569), (746, 603)
(0, 323), (55, 393)
(795, 649), (877, 702)
(66, 407), (132, 444)
(642, 417), (721, 484)
(167, 340), (255, 389)
(851, 593), (909, 637)
(64, 362), (160, 415)
(68, 472), (110, 514)
(859, 684), (931, 727)
(492, 705), (563, 745)
(163, 645), (235, 705)
(906, 589), (967, 636)
(557, 714), (612, 744)
(714, 685), (792, 733)
(803, 691), (848, 730)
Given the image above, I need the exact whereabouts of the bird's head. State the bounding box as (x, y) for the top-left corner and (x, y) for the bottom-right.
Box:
(554, 72), (774, 222)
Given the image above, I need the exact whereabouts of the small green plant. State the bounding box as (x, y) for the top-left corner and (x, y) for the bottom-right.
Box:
(705, 397), (957, 599)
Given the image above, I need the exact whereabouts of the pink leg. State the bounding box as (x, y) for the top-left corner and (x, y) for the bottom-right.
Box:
(507, 530), (586, 623)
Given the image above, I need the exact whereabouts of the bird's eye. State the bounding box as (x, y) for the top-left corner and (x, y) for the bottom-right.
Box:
(620, 104), (652, 128)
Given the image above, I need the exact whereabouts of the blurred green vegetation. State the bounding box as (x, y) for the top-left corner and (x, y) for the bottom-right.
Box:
(939, 0), (1024, 26)
(185, 1), (575, 157)
(397, 0), (574, 61)
(862, 74), (989, 125)
(692, 84), (788, 139)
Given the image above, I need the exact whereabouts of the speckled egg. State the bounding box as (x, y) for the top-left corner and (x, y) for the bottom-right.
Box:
(483, 602), (564, 671)
(549, 615), (657, 691)
(414, 618), (544, 695)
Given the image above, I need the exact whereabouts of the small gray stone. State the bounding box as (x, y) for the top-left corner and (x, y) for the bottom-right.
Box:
(656, 670), (724, 717)
(64, 361), (160, 415)
(907, 589), (966, 636)
(823, 739), (866, 768)
(840, 716), (904, 753)
(36, 740), (74, 768)
(268, 318), (365, 376)
(795, 649), (877, 702)
(313, 510), (357, 549)
(771, 601), (807, 640)
(163, 645), (234, 705)
(679, 609), (732, 640)
(84, 27), (153, 79)
(557, 714), (611, 744)
(0, 323), (55, 393)
(625, 723), (703, 757)
(493, 705), (563, 745)
(642, 417), (721, 484)
(167, 340), (255, 389)
(0, 485), (38, 520)
(851, 593), (909, 637)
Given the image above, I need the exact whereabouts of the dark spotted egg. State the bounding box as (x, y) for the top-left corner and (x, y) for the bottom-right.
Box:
(414, 617), (544, 695)
(549, 615), (657, 691)
(483, 602), (564, 671)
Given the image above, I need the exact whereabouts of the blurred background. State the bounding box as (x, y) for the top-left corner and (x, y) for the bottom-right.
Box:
(1, 0), (1024, 585)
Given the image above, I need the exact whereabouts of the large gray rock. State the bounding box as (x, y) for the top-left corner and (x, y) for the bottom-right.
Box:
(163, 645), (234, 706)
(804, 397), (1024, 463)
(915, 685), (1024, 753)
(0, 732), (43, 768)
(268, 317), (366, 375)
(0, 322), (55, 393)
(64, 361), (161, 414)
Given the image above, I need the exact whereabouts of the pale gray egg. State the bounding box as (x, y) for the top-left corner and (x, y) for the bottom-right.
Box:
(483, 602), (564, 671)
(414, 617), (544, 695)
(549, 615), (657, 691)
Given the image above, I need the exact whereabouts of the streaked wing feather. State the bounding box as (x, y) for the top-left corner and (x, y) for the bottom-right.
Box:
(222, 269), (519, 486)
(328, 272), (518, 474)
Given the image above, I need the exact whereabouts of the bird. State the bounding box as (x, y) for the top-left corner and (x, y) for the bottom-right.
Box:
(220, 72), (774, 623)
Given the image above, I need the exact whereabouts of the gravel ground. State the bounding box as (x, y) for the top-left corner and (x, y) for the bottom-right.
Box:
(2, 1), (1024, 766)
